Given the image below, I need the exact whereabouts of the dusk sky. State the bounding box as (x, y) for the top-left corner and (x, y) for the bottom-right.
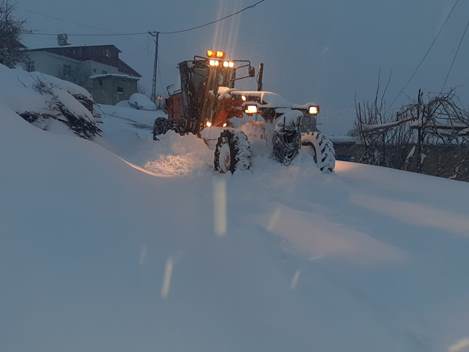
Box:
(18, 0), (469, 133)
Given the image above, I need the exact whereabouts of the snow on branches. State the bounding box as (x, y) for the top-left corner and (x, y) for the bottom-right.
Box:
(355, 85), (469, 174)
(0, 65), (101, 139)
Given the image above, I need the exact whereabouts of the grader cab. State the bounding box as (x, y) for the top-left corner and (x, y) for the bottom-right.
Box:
(157, 50), (259, 135)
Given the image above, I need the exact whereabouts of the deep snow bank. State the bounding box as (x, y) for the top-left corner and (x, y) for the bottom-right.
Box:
(2, 106), (469, 352)
(0, 64), (100, 138)
(128, 93), (156, 111)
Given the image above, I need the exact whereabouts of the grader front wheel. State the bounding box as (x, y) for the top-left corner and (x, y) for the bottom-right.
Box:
(302, 132), (336, 173)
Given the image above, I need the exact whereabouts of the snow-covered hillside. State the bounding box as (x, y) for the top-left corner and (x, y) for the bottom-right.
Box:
(1, 103), (469, 352)
(0, 65), (100, 138)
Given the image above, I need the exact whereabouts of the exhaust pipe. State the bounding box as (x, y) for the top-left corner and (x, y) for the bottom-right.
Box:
(257, 63), (264, 91)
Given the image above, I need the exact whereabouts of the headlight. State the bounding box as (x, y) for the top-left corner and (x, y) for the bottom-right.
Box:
(209, 59), (220, 67)
(245, 104), (258, 115)
(223, 61), (235, 68)
(308, 105), (320, 115)
(206, 121), (212, 127)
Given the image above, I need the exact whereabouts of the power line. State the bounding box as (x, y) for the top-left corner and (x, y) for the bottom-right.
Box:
(391, 0), (462, 106)
(22, 0), (266, 38)
(442, 17), (469, 89)
(159, 0), (265, 35)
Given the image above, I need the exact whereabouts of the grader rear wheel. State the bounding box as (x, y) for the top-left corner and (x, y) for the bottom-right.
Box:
(153, 117), (169, 140)
(214, 130), (252, 174)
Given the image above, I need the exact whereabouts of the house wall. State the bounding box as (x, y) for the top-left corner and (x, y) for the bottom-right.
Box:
(80, 60), (119, 92)
(90, 77), (138, 105)
(24, 51), (83, 85)
(23, 50), (139, 105)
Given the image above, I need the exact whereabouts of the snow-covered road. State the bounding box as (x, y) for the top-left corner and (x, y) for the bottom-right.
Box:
(2, 104), (469, 352)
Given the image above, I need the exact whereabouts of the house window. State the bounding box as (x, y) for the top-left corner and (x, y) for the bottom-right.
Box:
(117, 87), (124, 94)
(63, 64), (72, 77)
(104, 49), (111, 58)
(98, 79), (103, 87)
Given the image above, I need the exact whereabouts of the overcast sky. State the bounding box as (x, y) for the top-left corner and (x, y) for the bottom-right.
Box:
(17, 0), (469, 134)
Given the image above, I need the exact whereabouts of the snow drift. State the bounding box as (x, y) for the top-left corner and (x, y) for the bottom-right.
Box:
(128, 93), (156, 111)
(0, 64), (100, 138)
(1, 104), (469, 352)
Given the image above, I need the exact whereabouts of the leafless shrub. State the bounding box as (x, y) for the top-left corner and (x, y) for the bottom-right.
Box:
(0, 0), (25, 67)
(355, 86), (469, 174)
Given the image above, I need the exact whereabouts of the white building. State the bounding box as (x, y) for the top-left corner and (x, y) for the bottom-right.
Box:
(22, 44), (141, 105)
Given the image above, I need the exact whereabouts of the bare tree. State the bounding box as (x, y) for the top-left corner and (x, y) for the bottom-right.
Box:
(0, 0), (25, 67)
(354, 71), (393, 166)
(397, 89), (469, 172)
(355, 86), (469, 176)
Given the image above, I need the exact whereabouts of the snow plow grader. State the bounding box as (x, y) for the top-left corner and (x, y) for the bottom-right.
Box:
(153, 50), (335, 173)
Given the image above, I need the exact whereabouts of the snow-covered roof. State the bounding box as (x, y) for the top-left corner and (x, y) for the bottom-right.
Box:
(21, 41), (141, 78)
(89, 73), (140, 80)
(23, 43), (121, 52)
(223, 89), (293, 107)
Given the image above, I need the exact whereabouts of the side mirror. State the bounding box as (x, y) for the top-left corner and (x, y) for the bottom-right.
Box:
(249, 67), (256, 77)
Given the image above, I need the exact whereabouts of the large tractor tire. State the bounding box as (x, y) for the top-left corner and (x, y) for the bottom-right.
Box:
(302, 132), (336, 173)
(272, 129), (301, 165)
(214, 130), (252, 174)
(153, 117), (169, 140)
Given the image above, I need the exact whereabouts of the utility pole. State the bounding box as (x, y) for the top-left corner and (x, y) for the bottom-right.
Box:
(149, 31), (160, 103)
